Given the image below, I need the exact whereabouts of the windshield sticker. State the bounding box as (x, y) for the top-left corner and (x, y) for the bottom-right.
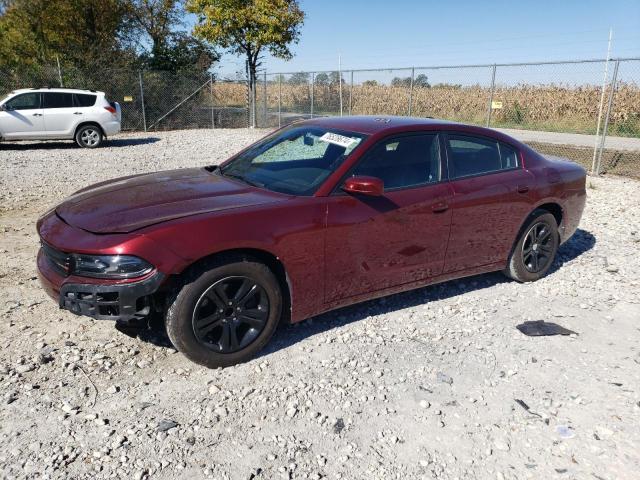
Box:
(319, 132), (358, 149)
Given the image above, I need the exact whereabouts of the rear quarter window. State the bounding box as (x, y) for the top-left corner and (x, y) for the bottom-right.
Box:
(73, 94), (97, 107)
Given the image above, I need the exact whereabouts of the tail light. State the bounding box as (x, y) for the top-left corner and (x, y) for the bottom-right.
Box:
(104, 106), (117, 114)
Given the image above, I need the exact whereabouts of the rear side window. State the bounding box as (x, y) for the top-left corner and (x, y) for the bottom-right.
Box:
(4, 93), (40, 110)
(351, 133), (441, 190)
(42, 92), (73, 109)
(74, 93), (97, 107)
(446, 134), (519, 179)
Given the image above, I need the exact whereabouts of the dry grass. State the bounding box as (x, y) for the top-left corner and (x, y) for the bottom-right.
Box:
(213, 82), (640, 137)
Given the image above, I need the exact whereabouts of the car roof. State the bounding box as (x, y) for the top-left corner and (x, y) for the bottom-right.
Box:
(9, 88), (104, 95)
(298, 115), (526, 147)
(301, 115), (458, 135)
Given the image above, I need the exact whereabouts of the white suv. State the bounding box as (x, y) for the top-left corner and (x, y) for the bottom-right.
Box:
(0, 88), (121, 148)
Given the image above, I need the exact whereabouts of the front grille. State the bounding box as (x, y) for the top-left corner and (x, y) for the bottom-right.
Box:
(41, 243), (71, 276)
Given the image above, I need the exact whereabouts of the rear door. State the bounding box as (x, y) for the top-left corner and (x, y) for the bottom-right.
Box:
(42, 92), (76, 137)
(442, 133), (534, 273)
(0, 92), (44, 138)
(324, 132), (453, 302)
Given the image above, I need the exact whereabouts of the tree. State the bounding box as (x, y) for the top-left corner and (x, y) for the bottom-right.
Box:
(187, 0), (304, 112)
(362, 79), (379, 87)
(0, 0), (131, 69)
(288, 71), (309, 85)
(414, 74), (430, 88)
(314, 72), (329, 86)
(140, 32), (218, 72)
(391, 76), (411, 87)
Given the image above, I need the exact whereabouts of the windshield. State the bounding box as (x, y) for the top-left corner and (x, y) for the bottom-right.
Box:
(219, 125), (366, 195)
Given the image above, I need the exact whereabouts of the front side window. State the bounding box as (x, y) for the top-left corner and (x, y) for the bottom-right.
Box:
(447, 134), (520, 179)
(350, 133), (441, 190)
(42, 92), (73, 109)
(219, 126), (366, 195)
(4, 93), (40, 110)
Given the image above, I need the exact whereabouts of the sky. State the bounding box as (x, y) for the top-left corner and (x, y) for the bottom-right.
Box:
(184, 0), (640, 85)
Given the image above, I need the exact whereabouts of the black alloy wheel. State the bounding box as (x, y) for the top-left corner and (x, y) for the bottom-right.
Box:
(521, 221), (555, 273)
(192, 276), (269, 353)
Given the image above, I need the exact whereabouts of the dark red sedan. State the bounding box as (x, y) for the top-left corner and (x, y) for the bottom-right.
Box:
(37, 117), (586, 368)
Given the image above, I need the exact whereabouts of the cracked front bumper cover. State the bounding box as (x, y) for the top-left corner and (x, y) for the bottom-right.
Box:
(59, 272), (165, 322)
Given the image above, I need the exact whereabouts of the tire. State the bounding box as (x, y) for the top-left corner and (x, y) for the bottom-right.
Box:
(165, 255), (282, 368)
(75, 125), (103, 148)
(503, 210), (559, 282)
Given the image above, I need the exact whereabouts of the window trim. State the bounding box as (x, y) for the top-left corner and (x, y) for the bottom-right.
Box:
(442, 132), (522, 181)
(331, 131), (446, 195)
(4, 92), (42, 111)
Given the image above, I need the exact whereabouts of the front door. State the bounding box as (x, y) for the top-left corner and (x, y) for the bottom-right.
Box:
(0, 92), (44, 138)
(325, 132), (453, 303)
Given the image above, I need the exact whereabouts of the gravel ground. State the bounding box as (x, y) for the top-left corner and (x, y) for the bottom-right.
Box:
(0, 129), (639, 480)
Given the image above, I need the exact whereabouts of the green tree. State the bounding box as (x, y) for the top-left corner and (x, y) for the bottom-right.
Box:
(0, 0), (131, 69)
(414, 74), (430, 88)
(315, 72), (329, 86)
(288, 71), (309, 85)
(187, 0), (304, 106)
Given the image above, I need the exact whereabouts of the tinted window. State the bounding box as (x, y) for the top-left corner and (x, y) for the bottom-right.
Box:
(351, 133), (440, 190)
(42, 92), (73, 109)
(447, 134), (519, 179)
(5, 93), (40, 110)
(74, 93), (97, 107)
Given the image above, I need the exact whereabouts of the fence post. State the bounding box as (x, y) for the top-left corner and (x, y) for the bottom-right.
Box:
(263, 71), (267, 127)
(278, 74), (282, 128)
(595, 59), (620, 175)
(56, 55), (64, 87)
(214, 73), (216, 129)
(349, 70), (354, 115)
(408, 67), (415, 116)
(138, 71), (147, 132)
(310, 72), (314, 118)
(485, 64), (497, 127)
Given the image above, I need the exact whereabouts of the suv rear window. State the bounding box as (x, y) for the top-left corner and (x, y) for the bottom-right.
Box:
(74, 94), (97, 107)
(42, 92), (73, 109)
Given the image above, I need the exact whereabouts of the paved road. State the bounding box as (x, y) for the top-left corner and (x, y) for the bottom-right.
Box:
(496, 127), (640, 151)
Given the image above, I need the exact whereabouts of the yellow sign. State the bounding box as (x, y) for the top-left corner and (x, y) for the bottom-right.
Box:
(123, 96), (134, 102)
(491, 100), (503, 109)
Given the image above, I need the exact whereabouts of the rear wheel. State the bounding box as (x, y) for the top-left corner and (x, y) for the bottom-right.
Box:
(75, 125), (103, 148)
(504, 210), (559, 282)
(165, 256), (282, 368)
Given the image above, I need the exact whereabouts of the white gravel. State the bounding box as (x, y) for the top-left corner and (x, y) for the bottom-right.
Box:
(1, 129), (639, 479)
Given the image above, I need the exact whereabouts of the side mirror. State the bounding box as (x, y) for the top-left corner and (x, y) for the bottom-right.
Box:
(0, 104), (6, 112)
(342, 176), (384, 197)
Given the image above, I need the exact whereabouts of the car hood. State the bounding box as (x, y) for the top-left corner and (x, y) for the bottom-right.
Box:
(56, 168), (288, 233)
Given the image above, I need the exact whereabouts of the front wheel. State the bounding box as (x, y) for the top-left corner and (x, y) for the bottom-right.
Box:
(75, 125), (103, 148)
(503, 210), (559, 282)
(165, 257), (282, 368)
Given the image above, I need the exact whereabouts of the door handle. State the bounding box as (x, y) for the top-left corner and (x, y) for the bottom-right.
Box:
(432, 202), (449, 213)
(32, 113), (43, 117)
(517, 185), (530, 194)
(74, 112), (83, 115)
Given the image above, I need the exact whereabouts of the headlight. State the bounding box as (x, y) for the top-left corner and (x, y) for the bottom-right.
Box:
(71, 254), (154, 279)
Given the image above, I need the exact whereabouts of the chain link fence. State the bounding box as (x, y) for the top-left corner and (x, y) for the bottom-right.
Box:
(1, 58), (639, 177)
(0, 66), (250, 132)
(258, 58), (640, 178)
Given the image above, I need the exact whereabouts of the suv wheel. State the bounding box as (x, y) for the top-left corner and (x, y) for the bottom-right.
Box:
(76, 125), (103, 148)
(165, 256), (282, 368)
(504, 210), (559, 282)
